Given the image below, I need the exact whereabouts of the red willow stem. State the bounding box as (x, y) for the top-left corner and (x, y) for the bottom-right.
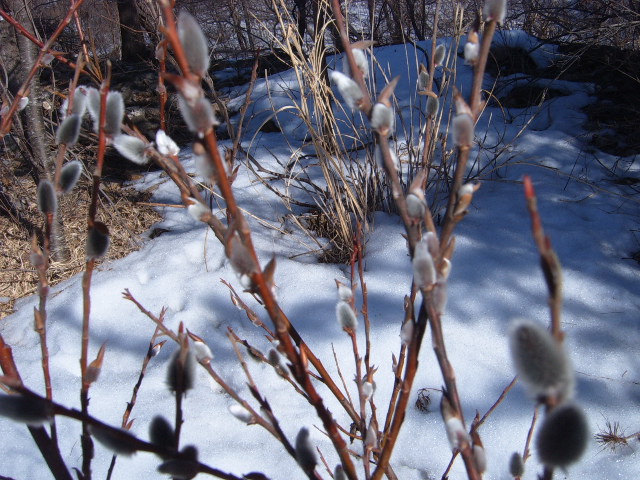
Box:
(419, 0), (441, 171)
(80, 68), (111, 480)
(0, 8), (79, 71)
(0, 0), (87, 136)
(159, 4), (359, 477)
(523, 176), (564, 480)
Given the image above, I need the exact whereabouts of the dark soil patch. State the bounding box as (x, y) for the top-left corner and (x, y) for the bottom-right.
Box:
(550, 43), (640, 157)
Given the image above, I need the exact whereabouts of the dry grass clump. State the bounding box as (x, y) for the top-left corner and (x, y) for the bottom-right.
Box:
(0, 171), (161, 320)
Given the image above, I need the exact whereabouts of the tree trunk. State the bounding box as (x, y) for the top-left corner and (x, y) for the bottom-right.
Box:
(5, 0), (71, 262)
(117, 0), (150, 62)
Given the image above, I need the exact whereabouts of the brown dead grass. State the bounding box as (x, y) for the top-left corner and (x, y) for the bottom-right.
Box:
(0, 174), (162, 320)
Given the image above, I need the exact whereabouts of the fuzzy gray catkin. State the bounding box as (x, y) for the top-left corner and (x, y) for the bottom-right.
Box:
(334, 465), (347, 480)
(59, 161), (82, 193)
(149, 415), (175, 455)
(228, 404), (253, 424)
(295, 427), (317, 473)
(412, 239), (436, 289)
(330, 70), (363, 110)
(178, 10), (210, 77)
(484, 0), (507, 24)
(56, 114), (82, 146)
(426, 95), (439, 116)
(536, 403), (588, 468)
(452, 113), (474, 148)
(90, 425), (138, 456)
(406, 192), (427, 219)
(178, 96), (217, 134)
(86, 222), (110, 259)
(370, 103), (394, 135)
(158, 445), (199, 479)
(104, 91), (124, 136)
(434, 44), (446, 66)
(336, 300), (358, 330)
(508, 318), (574, 401)
(508, 452), (524, 477)
(167, 348), (195, 393)
(37, 180), (57, 215)
(113, 135), (149, 165)
(0, 394), (52, 425)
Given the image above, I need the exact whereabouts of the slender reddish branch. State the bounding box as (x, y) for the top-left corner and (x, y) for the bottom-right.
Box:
(0, 0), (87, 136)
(523, 176), (563, 339)
(0, 8), (79, 71)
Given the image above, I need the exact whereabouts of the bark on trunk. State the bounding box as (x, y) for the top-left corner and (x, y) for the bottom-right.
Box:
(117, 0), (150, 62)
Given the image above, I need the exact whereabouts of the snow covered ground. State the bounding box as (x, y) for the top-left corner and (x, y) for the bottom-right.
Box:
(1, 32), (639, 479)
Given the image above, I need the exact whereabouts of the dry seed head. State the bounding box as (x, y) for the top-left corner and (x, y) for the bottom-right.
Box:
(426, 95), (439, 116)
(37, 180), (57, 215)
(412, 239), (436, 290)
(113, 134), (149, 165)
(0, 394), (52, 426)
(452, 113), (475, 148)
(508, 451), (524, 477)
(484, 0), (507, 25)
(509, 318), (574, 401)
(228, 404), (253, 424)
(90, 424), (138, 456)
(295, 427), (317, 473)
(178, 10), (210, 77)
(86, 222), (110, 259)
(434, 44), (446, 66)
(59, 161), (82, 194)
(336, 300), (358, 330)
(56, 113), (82, 146)
(149, 415), (175, 452)
(155, 129), (180, 156)
(536, 403), (588, 468)
(330, 70), (363, 110)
